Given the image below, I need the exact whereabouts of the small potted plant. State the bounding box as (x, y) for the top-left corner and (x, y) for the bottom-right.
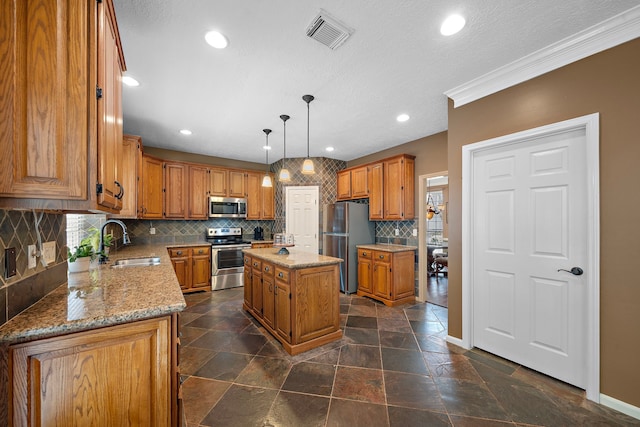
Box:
(67, 241), (96, 273)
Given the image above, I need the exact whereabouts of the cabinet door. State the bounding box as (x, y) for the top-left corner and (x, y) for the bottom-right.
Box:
(368, 163), (384, 220)
(391, 251), (415, 299)
(262, 276), (275, 329)
(357, 258), (373, 293)
(373, 256), (391, 299)
(251, 266), (263, 316)
(402, 156), (415, 220)
(246, 171), (262, 220)
(164, 162), (187, 218)
(171, 255), (190, 290)
(188, 165), (209, 219)
(243, 257), (253, 307)
(336, 170), (351, 200)
(275, 281), (291, 343)
(210, 168), (227, 196)
(351, 167), (369, 198)
(228, 170), (246, 198)
(0, 0), (90, 200)
(113, 135), (140, 218)
(97, 0), (124, 210)
(262, 174), (275, 219)
(139, 155), (164, 219)
(191, 247), (211, 289)
(10, 317), (172, 426)
(383, 157), (404, 219)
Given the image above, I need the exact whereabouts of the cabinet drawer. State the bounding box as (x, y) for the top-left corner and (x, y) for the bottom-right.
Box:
(169, 248), (187, 257)
(244, 256), (252, 267)
(275, 268), (289, 283)
(374, 251), (391, 263)
(263, 262), (274, 276)
(358, 249), (373, 259)
(191, 246), (210, 256)
(251, 259), (262, 270)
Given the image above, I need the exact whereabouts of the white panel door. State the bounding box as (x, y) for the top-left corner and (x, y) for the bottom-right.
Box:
(285, 186), (319, 254)
(473, 128), (588, 388)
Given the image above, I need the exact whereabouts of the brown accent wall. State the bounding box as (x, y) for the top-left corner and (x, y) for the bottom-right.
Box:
(447, 38), (640, 406)
(144, 146), (264, 170)
(347, 131), (449, 215)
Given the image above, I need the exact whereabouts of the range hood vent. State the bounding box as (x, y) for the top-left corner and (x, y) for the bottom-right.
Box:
(306, 9), (353, 50)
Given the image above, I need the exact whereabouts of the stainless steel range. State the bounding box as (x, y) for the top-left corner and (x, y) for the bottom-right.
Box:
(207, 227), (251, 291)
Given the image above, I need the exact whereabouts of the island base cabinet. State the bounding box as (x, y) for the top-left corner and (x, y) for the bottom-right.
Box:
(243, 256), (342, 355)
(9, 316), (176, 427)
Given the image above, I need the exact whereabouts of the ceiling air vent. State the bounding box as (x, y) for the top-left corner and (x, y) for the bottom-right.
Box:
(306, 9), (353, 50)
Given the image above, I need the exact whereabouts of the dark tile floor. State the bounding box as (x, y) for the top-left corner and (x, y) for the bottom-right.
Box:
(426, 274), (448, 308)
(180, 288), (638, 427)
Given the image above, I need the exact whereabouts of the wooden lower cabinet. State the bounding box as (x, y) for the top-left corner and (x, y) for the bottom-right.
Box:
(9, 315), (180, 427)
(357, 247), (415, 306)
(243, 254), (341, 355)
(169, 246), (211, 293)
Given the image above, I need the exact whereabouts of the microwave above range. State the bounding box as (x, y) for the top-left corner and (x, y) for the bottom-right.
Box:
(209, 196), (247, 218)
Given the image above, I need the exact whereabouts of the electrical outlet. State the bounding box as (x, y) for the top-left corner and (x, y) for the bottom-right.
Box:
(149, 227), (156, 235)
(43, 241), (56, 264)
(395, 229), (400, 236)
(412, 229), (418, 237)
(28, 244), (37, 269)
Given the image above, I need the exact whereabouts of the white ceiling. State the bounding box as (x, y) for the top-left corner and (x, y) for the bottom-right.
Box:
(113, 0), (638, 164)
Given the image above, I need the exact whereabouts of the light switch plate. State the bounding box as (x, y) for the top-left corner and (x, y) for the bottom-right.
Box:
(412, 229), (418, 237)
(28, 244), (37, 269)
(43, 241), (56, 264)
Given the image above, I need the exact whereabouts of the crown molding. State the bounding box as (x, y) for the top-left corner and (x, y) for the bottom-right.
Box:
(445, 5), (640, 108)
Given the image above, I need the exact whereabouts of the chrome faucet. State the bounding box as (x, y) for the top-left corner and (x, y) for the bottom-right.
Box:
(99, 219), (131, 263)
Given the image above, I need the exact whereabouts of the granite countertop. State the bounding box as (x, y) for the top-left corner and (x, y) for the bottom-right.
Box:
(243, 247), (342, 269)
(356, 243), (418, 253)
(0, 244), (186, 345)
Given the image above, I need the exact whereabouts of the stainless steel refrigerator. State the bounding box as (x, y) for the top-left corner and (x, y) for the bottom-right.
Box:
(323, 202), (375, 294)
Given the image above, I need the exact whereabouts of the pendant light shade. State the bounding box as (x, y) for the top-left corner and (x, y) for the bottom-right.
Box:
(301, 94), (315, 175)
(262, 129), (273, 187)
(279, 114), (291, 182)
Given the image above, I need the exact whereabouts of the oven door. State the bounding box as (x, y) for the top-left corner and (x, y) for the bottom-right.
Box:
(211, 246), (247, 290)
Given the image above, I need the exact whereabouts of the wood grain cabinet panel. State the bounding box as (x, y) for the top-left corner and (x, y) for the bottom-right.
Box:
(9, 316), (174, 427)
(112, 134), (142, 218)
(209, 168), (228, 196)
(139, 154), (164, 219)
(164, 162), (188, 218)
(169, 246), (210, 293)
(188, 165), (210, 219)
(228, 170), (246, 198)
(368, 163), (384, 220)
(337, 170), (352, 200)
(246, 171), (275, 220)
(357, 248), (415, 306)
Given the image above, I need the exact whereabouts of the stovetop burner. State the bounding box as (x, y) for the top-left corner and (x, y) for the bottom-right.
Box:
(206, 227), (250, 247)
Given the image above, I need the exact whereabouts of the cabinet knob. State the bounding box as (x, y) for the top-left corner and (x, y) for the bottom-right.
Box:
(198, 249), (203, 254)
(278, 272), (283, 278)
(362, 251), (367, 256)
(177, 251), (183, 255)
(379, 255), (385, 259)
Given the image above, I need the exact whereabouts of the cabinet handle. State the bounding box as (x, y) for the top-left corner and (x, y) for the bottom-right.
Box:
(177, 251), (183, 255)
(114, 181), (124, 200)
(274, 285), (278, 295)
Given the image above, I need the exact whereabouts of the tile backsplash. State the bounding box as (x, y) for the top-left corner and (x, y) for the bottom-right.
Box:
(0, 209), (67, 326)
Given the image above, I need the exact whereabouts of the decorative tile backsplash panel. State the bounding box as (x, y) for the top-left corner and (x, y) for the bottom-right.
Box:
(0, 209), (67, 326)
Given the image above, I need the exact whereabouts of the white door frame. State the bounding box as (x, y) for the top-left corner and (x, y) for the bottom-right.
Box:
(418, 171), (448, 303)
(458, 113), (600, 401)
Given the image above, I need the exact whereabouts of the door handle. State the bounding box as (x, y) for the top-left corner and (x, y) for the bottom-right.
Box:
(557, 267), (583, 276)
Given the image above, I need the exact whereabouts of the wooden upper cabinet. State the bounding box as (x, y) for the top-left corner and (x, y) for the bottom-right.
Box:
(164, 162), (187, 218)
(262, 176), (275, 219)
(336, 170), (352, 200)
(246, 171), (274, 220)
(228, 170), (246, 198)
(96, 0), (125, 210)
(0, 0), (126, 212)
(209, 168), (228, 196)
(383, 155), (415, 220)
(368, 163), (384, 220)
(139, 154), (164, 219)
(188, 165), (209, 219)
(112, 135), (142, 219)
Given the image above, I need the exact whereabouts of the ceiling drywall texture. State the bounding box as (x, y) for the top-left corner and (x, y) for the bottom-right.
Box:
(113, 0), (639, 163)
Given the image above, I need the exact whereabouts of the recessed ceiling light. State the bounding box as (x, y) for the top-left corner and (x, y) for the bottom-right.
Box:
(122, 76), (140, 87)
(397, 114), (410, 122)
(205, 31), (228, 49)
(441, 14), (466, 36)
(262, 145), (272, 150)
(179, 129), (192, 135)
(326, 147), (334, 152)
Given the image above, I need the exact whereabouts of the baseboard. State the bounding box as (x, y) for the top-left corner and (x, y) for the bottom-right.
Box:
(446, 335), (469, 349)
(600, 394), (640, 420)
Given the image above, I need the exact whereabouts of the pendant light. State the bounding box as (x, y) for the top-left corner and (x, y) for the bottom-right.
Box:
(279, 115), (291, 182)
(262, 129), (273, 187)
(301, 94), (315, 174)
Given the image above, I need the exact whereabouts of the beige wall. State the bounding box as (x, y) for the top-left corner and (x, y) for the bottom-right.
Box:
(347, 131), (449, 215)
(447, 39), (640, 406)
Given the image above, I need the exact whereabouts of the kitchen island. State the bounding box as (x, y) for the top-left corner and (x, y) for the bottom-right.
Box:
(0, 244), (186, 427)
(242, 248), (343, 355)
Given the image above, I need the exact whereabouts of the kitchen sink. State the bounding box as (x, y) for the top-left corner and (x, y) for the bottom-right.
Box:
(111, 257), (161, 268)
